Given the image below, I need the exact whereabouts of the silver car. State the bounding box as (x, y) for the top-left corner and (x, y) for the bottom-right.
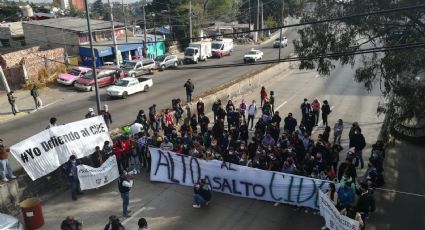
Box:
(0, 212), (24, 230)
(155, 55), (179, 71)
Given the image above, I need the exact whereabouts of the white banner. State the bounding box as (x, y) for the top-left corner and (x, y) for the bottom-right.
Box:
(10, 116), (112, 180)
(77, 155), (119, 190)
(149, 148), (329, 209)
(318, 190), (360, 230)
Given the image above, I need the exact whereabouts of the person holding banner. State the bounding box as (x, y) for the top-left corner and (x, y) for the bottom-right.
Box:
(0, 140), (16, 182)
(63, 155), (83, 201)
(118, 170), (134, 217)
(193, 178), (212, 208)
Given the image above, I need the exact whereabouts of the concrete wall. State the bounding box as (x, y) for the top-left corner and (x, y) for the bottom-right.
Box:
(23, 23), (80, 56)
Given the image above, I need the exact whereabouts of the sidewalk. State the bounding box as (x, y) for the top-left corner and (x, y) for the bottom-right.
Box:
(0, 86), (70, 123)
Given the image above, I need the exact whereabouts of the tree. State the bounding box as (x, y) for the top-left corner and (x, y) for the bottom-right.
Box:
(91, 0), (106, 19)
(293, 0), (425, 130)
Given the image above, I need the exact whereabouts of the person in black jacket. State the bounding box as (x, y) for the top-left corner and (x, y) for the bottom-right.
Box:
(356, 182), (376, 229)
(321, 100), (331, 127)
(193, 178), (212, 208)
(60, 216), (82, 230)
(104, 215), (125, 230)
(184, 79), (194, 104)
(284, 113), (297, 134)
(351, 127), (366, 168)
(30, 85), (42, 109)
(62, 155), (83, 200)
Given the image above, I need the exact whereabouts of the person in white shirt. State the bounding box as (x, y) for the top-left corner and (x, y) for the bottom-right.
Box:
(130, 122), (144, 137)
(247, 100), (257, 130)
(132, 218), (150, 230)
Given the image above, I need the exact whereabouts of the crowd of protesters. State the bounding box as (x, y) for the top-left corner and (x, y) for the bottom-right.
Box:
(91, 85), (384, 229)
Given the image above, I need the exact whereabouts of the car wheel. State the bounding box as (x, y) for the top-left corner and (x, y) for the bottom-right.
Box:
(174, 61), (178, 68)
(122, 91), (128, 99)
(131, 73), (136, 78)
(144, 85), (149, 92)
(161, 65), (166, 71)
(90, 86), (93, 91)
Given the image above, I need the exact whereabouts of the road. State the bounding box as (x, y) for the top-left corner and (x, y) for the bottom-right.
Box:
(0, 28), (296, 170)
(37, 45), (398, 230)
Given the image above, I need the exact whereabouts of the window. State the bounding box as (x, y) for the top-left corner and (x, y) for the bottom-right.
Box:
(0, 39), (10, 47)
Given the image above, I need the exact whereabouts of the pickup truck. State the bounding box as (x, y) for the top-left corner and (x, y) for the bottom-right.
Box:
(106, 77), (153, 99)
(121, 59), (155, 77)
(243, 49), (263, 63)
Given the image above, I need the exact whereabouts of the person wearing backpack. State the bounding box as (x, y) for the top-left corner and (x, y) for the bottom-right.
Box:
(184, 79), (195, 104)
(30, 85), (43, 109)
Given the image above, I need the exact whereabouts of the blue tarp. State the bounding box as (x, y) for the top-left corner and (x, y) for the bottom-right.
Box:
(154, 27), (171, 35)
(117, 43), (143, 52)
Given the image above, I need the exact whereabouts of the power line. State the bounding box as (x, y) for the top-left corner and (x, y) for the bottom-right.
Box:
(12, 3), (425, 48)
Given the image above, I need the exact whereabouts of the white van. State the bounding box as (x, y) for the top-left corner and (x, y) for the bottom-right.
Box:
(211, 38), (233, 58)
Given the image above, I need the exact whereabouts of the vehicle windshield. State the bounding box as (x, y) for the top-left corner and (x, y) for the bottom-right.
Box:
(115, 80), (129, 87)
(185, 49), (194, 56)
(155, 55), (166, 62)
(69, 69), (81, 76)
(247, 51), (257, 55)
(123, 62), (137, 68)
(82, 71), (95, 79)
(212, 43), (223, 50)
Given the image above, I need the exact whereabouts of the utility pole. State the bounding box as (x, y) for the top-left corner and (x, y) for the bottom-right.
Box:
(122, 0), (128, 43)
(142, 2), (148, 58)
(278, 0), (284, 60)
(256, 0), (259, 31)
(152, 13), (157, 58)
(189, 0), (193, 43)
(108, 0), (120, 67)
(0, 66), (11, 93)
(248, 0), (251, 32)
(84, 0), (101, 114)
(167, 4), (173, 40)
(260, 1), (264, 37)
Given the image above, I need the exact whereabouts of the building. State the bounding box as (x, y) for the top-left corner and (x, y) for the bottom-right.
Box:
(0, 22), (25, 49)
(22, 17), (125, 56)
(53, 0), (84, 11)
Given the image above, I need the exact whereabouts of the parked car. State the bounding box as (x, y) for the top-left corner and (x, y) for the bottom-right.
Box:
(273, 37), (288, 48)
(107, 77), (153, 98)
(243, 49), (263, 63)
(121, 59), (155, 77)
(74, 69), (123, 91)
(57, 66), (91, 86)
(0, 212), (24, 230)
(155, 55), (179, 71)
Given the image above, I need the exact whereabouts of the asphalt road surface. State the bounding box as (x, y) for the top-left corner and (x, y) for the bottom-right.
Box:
(0, 27), (297, 170)
(37, 50), (405, 230)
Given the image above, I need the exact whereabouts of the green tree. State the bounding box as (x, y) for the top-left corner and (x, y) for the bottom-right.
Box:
(91, 0), (106, 19)
(293, 0), (425, 129)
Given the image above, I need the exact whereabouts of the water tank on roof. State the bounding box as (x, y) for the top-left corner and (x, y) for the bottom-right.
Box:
(21, 5), (34, 17)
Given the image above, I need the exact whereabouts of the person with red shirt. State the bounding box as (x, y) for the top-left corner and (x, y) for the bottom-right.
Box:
(311, 98), (321, 126)
(113, 139), (124, 171)
(260, 86), (268, 107)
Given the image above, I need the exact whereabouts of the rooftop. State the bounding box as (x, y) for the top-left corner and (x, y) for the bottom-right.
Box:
(23, 17), (124, 33)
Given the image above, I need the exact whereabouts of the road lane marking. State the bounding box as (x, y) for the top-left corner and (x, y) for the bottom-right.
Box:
(122, 207), (148, 225)
(274, 101), (287, 112)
